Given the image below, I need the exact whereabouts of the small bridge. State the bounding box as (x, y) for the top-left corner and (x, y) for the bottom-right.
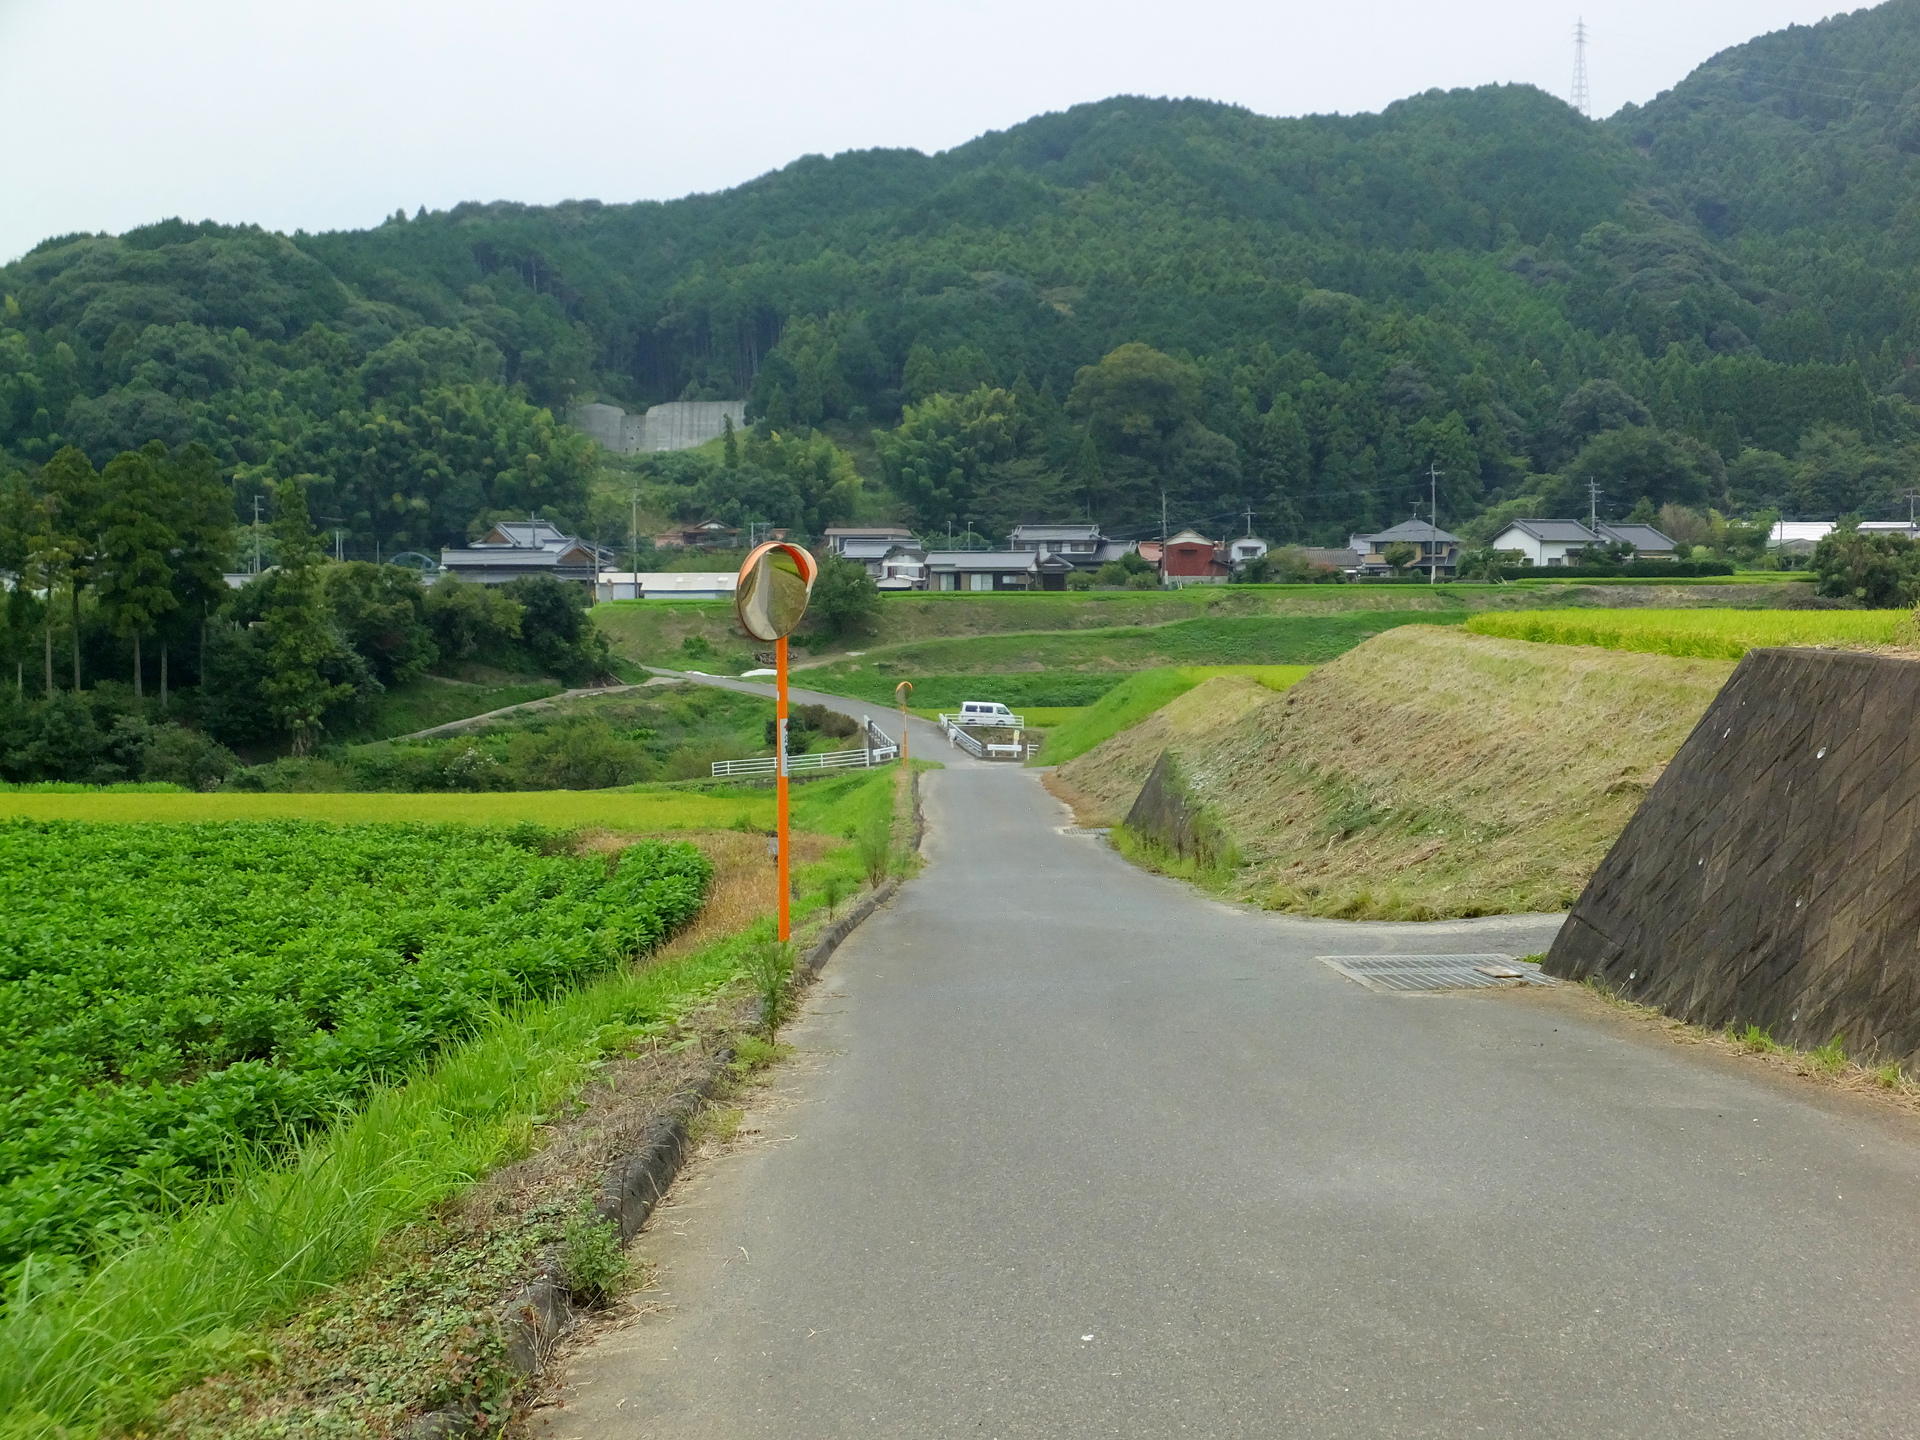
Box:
(711, 716), (900, 778)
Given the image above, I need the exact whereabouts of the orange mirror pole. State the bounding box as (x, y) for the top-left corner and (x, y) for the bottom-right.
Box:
(732, 539), (816, 948)
(776, 633), (791, 943)
(895, 680), (912, 767)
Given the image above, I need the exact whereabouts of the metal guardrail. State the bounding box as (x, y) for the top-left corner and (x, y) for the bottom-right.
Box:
(712, 717), (899, 778)
(939, 714), (1040, 762)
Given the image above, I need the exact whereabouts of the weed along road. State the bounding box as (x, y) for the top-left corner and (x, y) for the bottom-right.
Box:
(537, 764), (1920, 1439)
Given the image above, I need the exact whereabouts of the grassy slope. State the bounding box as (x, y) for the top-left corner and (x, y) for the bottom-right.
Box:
(800, 611), (1470, 695)
(592, 582), (1815, 673)
(1053, 627), (1735, 919)
(354, 676), (563, 741)
(1038, 666), (1312, 766)
(0, 767), (908, 1436)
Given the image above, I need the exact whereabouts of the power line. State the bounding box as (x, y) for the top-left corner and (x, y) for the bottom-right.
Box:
(1572, 18), (1591, 118)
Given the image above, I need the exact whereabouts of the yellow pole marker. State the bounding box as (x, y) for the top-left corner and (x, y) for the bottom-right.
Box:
(734, 541), (818, 943)
(894, 680), (913, 766)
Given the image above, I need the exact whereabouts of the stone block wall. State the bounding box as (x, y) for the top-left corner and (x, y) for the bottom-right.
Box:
(1547, 647), (1920, 1067)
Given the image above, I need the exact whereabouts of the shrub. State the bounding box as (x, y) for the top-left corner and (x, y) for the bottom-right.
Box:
(507, 717), (654, 789)
(1811, 528), (1920, 607)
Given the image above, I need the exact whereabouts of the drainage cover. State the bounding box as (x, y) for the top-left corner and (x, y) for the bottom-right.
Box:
(1317, 954), (1554, 994)
(1057, 826), (1112, 837)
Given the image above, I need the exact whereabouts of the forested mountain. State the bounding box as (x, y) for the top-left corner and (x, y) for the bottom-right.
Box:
(9, 0), (1920, 550)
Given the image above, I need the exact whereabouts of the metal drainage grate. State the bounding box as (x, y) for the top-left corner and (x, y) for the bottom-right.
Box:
(1317, 954), (1554, 995)
(1057, 826), (1112, 837)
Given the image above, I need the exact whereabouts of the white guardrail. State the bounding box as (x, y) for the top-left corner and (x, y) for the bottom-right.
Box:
(938, 714), (1042, 762)
(711, 716), (900, 778)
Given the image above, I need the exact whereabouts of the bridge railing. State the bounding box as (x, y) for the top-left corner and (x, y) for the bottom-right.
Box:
(938, 714), (1039, 762)
(712, 716), (899, 778)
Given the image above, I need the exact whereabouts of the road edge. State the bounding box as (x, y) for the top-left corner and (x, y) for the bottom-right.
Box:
(409, 766), (926, 1440)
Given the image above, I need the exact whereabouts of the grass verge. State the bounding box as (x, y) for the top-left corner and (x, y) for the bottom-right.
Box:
(1568, 972), (1920, 1113)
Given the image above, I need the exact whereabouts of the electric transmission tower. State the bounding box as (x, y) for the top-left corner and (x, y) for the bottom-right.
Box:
(1572, 18), (1591, 117)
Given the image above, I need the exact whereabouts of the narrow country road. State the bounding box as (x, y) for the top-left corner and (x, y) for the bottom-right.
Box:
(534, 761), (1920, 1439)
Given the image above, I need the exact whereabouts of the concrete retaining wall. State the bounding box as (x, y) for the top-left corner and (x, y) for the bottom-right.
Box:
(569, 400), (746, 454)
(1547, 646), (1920, 1066)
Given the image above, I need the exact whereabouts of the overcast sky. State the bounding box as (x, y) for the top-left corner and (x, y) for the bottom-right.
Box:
(0, 0), (1854, 264)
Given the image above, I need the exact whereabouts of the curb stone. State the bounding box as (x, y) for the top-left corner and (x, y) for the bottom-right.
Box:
(407, 767), (924, 1438)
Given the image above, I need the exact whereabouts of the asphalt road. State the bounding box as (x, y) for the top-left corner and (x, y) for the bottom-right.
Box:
(534, 760), (1920, 1439)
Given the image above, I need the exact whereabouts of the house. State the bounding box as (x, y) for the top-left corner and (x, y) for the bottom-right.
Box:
(653, 519), (741, 549)
(1009, 523), (1107, 567)
(1299, 546), (1362, 576)
(924, 550), (1073, 591)
(1487, 519), (1601, 568)
(823, 526), (917, 557)
(1225, 536), (1270, 569)
(1487, 518), (1679, 566)
(1354, 519), (1460, 578)
(439, 519), (617, 586)
(1160, 529), (1231, 584)
(1595, 522), (1678, 559)
(874, 547), (927, 591)
(834, 534), (928, 583)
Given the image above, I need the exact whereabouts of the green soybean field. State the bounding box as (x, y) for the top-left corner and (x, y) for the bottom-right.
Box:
(0, 821), (710, 1270)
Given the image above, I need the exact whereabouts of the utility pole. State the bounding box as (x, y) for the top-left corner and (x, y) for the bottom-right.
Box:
(1588, 477), (1601, 534)
(1905, 489), (1919, 533)
(1427, 462), (1442, 584)
(630, 490), (640, 572)
(252, 495), (263, 575)
(1242, 503), (1256, 538)
(1572, 18), (1591, 118)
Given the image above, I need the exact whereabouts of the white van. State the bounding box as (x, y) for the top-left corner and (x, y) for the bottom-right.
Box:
(958, 700), (1016, 725)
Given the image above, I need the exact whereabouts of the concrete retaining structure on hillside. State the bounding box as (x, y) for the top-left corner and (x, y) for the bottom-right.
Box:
(1547, 647), (1920, 1067)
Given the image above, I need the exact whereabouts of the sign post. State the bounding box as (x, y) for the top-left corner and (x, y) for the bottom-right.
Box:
(894, 680), (913, 766)
(734, 542), (818, 942)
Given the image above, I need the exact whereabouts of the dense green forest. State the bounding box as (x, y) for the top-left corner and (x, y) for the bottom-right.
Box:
(9, 2), (1920, 555)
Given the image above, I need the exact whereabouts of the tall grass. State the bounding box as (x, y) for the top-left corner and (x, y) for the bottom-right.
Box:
(1465, 607), (1904, 659)
(0, 923), (764, 1437)
(1037, 665), (1313, 766)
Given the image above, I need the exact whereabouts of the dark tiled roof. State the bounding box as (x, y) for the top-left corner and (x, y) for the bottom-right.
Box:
(1494, 519), (1600, 544)
(1596, 522), (1677, 550)
(1362, 519), (1461, 544)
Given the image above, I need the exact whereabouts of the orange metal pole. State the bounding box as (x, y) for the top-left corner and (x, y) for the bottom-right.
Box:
(776, 634), (790, 943)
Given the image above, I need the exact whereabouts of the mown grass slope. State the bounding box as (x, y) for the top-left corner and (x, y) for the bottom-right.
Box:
(1038, 666), (1312, 766)
(1052, 627), (1735, 918)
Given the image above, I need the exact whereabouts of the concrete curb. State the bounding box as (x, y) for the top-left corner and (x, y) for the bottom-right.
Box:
(408, 768), (924, 1439)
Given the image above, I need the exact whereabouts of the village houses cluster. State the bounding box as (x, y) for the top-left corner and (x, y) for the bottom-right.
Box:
(428, 513), (1705, 600)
